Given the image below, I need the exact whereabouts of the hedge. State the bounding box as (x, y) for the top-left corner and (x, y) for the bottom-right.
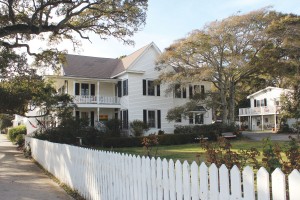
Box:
(99, 133), (218, 148)
(7, 125), (26, 143)
(174, 123), (238, 135)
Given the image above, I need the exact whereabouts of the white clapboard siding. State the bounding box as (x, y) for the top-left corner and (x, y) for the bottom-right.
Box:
(25, 137), (300, 200)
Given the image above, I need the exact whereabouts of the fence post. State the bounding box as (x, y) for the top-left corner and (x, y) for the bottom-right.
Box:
(288, 169), (300, 200)
(272, 168), (286, 200)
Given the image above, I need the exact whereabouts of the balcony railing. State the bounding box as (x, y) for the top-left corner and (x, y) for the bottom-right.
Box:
(239, 105), (281, 116)
(73, 95), (120, 105)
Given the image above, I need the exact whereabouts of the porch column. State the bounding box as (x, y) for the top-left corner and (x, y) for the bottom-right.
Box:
(274, 113), (277, 132)
(97, 107), (100, 122)
(261, 115), (264, 131)
(250, 116), (252, 131)
(97, 81), (100, 104)
(73, 107), (76, 117)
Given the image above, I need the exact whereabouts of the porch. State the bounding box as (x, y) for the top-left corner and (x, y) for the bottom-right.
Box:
(73, 95), (120, 105)
(239, 105), (280, 116)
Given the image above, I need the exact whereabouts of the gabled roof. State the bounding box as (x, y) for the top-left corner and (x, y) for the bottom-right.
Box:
(246, 86), (289, 99)
(61, 42), (161, 79)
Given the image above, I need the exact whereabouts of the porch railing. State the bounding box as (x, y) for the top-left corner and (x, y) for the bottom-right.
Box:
(239, 105), (281, 116)
(73, 95), (120, 105)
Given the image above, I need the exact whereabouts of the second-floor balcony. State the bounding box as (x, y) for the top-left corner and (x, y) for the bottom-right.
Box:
(239, 105), (281, 116)
(73, 95), (120, 105)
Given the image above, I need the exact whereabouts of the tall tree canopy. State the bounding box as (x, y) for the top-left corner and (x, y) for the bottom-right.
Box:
(0, 72), (72, 116)
(0, 0), (147, 116)
(0, 0), (148, 70)
(156, 9), (281, 124)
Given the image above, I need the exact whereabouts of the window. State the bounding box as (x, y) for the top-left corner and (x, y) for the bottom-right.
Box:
(174, 84), (181, 98)
(117, 80), (128, 97)
(148, 111), (156, 128)
(75, 83), (95, 96)
(143, 109), (161, 128)
(254, 98), (267, 107)
(123, 79), (128, 96)
(189, 84), (205, 99)
(81, 83), (89, 96)
(174, 84), (187, 98)
(143, 79), (160, 96)
(195, 114), (204, 124)
(189, 113), (204, 125)
(148, 80), (155, 96)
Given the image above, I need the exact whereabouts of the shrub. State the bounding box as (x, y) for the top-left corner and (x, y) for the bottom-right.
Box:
(100, 136), (142, 148)
(15, 134), (25, 147)
(8, 125), (26, 142)
(174, 123), (238, 138)
(130, 120), (149, 136)
(105, 118), (121, 136)
(34, 117), (102, 146)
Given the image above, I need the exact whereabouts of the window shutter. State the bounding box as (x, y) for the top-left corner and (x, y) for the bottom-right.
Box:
(143, 80), (146, 95)
(254, 99), (257, 107)
(189, 85), (193, 98)
(91, 84), (95, 96)
(75, 83), (80, 95)
(157, 84), (160, 96)
(201, 85), (205, 94)
(157, 110), (161, 129)
(143, 110), (147, 124)
(264, 98), (267, 107)
(182, 87), (186, 98)
(117, 81), (122, 97)
(90, 111), (94, 127)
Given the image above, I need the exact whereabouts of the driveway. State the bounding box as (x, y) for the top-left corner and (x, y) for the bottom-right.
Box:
(242, 131), (298, 141)
(0, 134), (73, 200)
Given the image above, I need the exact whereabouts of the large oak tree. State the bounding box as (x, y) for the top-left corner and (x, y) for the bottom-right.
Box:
(156, 9), (280, 124)
(0, 0), (148, 70)
(0, 0), (147, 116)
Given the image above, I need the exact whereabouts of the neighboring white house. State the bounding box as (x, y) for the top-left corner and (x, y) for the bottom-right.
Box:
(31, 42), (211, 135)
(238, 86), (295, 131)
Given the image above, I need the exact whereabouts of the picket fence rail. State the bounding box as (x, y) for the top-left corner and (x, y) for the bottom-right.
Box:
(25, 137), (300, 200)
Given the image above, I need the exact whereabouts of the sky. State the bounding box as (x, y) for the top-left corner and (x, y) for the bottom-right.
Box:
(57, 0), (300, 58)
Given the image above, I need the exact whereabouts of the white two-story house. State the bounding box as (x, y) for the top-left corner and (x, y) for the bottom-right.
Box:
(18, 42), (212, 135)
(238, 86), (294, 131)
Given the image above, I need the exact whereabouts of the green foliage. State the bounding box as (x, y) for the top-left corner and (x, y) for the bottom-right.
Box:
(34, 117), (102, 146)
(0, 0), (148, 70)
(157, 8), (280, 124)
(130, 120), (149, 136)
(100, 133), (205, 148)
(200, 136), (300, 173)
(174, 123), (238, 140)
(0, 74), (73, 117)
(200, 137), (260, 169)
(8, 125), (26, 143)
(105, 119), (122, 137)
(15, 134), (25, 147)
(261, 138), (282, 172)
(0, 114), (13, 131)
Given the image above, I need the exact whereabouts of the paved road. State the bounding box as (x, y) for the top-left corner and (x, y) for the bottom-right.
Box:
(242, 131), (299, 141)
(0, 134), (73, 200)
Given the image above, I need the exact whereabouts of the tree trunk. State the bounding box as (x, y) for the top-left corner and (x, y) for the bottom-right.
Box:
(228, 82), (235, 124)
(220, 83), (228, 124)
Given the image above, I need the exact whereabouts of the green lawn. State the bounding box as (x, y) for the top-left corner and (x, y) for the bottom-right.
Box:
(99, 138), (289, 165)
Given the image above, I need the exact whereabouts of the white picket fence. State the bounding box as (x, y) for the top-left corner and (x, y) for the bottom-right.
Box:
(25, 137), (300, 200)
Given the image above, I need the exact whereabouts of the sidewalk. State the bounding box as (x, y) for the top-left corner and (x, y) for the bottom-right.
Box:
(0, 134), (73, 200)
